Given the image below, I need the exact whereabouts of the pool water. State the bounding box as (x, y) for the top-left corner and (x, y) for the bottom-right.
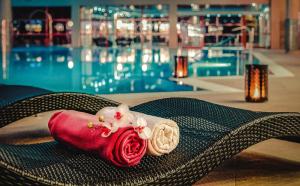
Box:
(0, 47), (259, 94)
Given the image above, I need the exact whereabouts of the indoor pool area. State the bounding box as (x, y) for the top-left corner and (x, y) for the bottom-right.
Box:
(0, 47), (260, 94)
(1, 0), (300, 186)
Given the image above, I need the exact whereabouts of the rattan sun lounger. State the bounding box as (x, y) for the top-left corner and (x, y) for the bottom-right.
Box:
(0, 87), (299, 185)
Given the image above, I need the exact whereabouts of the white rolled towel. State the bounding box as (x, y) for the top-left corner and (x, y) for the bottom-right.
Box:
(96, 105), (180, 156)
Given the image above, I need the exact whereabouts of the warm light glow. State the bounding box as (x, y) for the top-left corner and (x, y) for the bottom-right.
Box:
(245, 64), (268, 102)
(175, 56), (188, 78)
(178, 71), (183, 77)
(157, 4), (163, 10)
(253, 87), (260, 99)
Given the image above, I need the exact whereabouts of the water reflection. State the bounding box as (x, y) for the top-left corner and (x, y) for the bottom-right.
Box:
(0, 47), (258, 94)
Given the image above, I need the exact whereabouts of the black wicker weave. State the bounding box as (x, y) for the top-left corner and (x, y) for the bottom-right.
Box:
(0, 92), (299, 185)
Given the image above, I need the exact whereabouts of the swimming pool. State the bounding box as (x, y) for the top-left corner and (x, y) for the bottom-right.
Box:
(0, 47), (259, 94)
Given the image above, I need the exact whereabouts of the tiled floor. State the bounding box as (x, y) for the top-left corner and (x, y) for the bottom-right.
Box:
(0, 49), (299, 185)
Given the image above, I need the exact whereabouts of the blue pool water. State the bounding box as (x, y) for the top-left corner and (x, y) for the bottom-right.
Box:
(0, 47), (259, 94)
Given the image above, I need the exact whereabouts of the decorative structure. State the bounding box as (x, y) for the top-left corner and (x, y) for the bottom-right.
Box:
(245, 64), (268, 102)
(174, 56), (188, 78)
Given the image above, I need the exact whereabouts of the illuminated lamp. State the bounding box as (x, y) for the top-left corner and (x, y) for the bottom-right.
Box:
(245, 64), (268, 102)
(174, 56), (188, 78)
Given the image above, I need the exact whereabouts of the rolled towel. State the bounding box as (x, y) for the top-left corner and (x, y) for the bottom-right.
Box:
(48, 110), (147, 167)
(97, 106), (180, 156)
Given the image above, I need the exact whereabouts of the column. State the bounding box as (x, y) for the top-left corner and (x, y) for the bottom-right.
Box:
(0, 0), (12, 49)
(71, 3), (81, 47)
(270, 0), (286, 49)
(168, 3), (177, 49)
(289, 0), (300, 49)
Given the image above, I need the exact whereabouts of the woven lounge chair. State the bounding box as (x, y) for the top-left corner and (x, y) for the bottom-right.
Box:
(0, 86), (299, 185)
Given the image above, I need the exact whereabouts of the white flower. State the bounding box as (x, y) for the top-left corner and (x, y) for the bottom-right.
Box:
(132, 117), (152, 140)
(96, 104), (134, 128)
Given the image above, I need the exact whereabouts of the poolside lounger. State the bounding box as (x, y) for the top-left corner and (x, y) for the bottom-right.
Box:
(0, 86), (299, 185)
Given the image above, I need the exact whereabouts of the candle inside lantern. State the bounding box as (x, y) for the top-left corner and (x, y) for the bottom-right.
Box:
(174, 56), (188, 78)
(245, 64), (268, 102)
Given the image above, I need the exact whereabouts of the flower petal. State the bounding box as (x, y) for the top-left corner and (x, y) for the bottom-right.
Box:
(111, 122), (119, 133)
(138, 127), (152, 139)
(137, 117), (147, 127)
(101, 130), (112, 137)
(118, 104), (130, 113)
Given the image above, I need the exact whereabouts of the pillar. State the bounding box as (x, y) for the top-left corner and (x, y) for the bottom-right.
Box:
(270, 0), (286, 49)
(71, 3), (80, 47)
(0, 0), (12, 49)
(289, 0), (300, 49)
(168, 3), (178, 49)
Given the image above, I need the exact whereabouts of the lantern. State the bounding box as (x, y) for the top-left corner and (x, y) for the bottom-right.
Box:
(245, 64), (268, 102)
(174, 56), (188, 78)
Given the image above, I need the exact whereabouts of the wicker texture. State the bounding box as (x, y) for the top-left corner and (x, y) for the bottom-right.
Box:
(0, 93), (299, 186)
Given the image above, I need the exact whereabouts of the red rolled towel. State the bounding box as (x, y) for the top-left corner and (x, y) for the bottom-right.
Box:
(48, 110), (147, 167)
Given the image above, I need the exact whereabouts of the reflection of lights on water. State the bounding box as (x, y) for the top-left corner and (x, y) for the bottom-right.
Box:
(109, 88), (113, 92)
(57, 56), (65, 63)
(109, 79), (113, 83)
(145, 85), (149, 89)
(125, 73), (131, 78)
(36, 56), (42, 62)
(90, 82), (94, 86)
(217, 70), (221, 76)
(83, 85), (86, 89)
(15, 54), (20, 61)
(116, 56), (122, 63)
(178, 81), (183, 85)
(142, 64), (148, 72)
(157, 79), (162, 84)
(117, 63), (123, 71)
(142, 49), (152, 63)
(82, 49), (92, 62)
(206, 70), (210, 76)
(150, 72), (155, 77)
(67, 60), (74, 69)
(127, 52), (135, 62)
(130, 80), (134, 91)
(154, 53), (159, 63)
(160, 71), (164, 77)
(95, 87), (99, 92)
